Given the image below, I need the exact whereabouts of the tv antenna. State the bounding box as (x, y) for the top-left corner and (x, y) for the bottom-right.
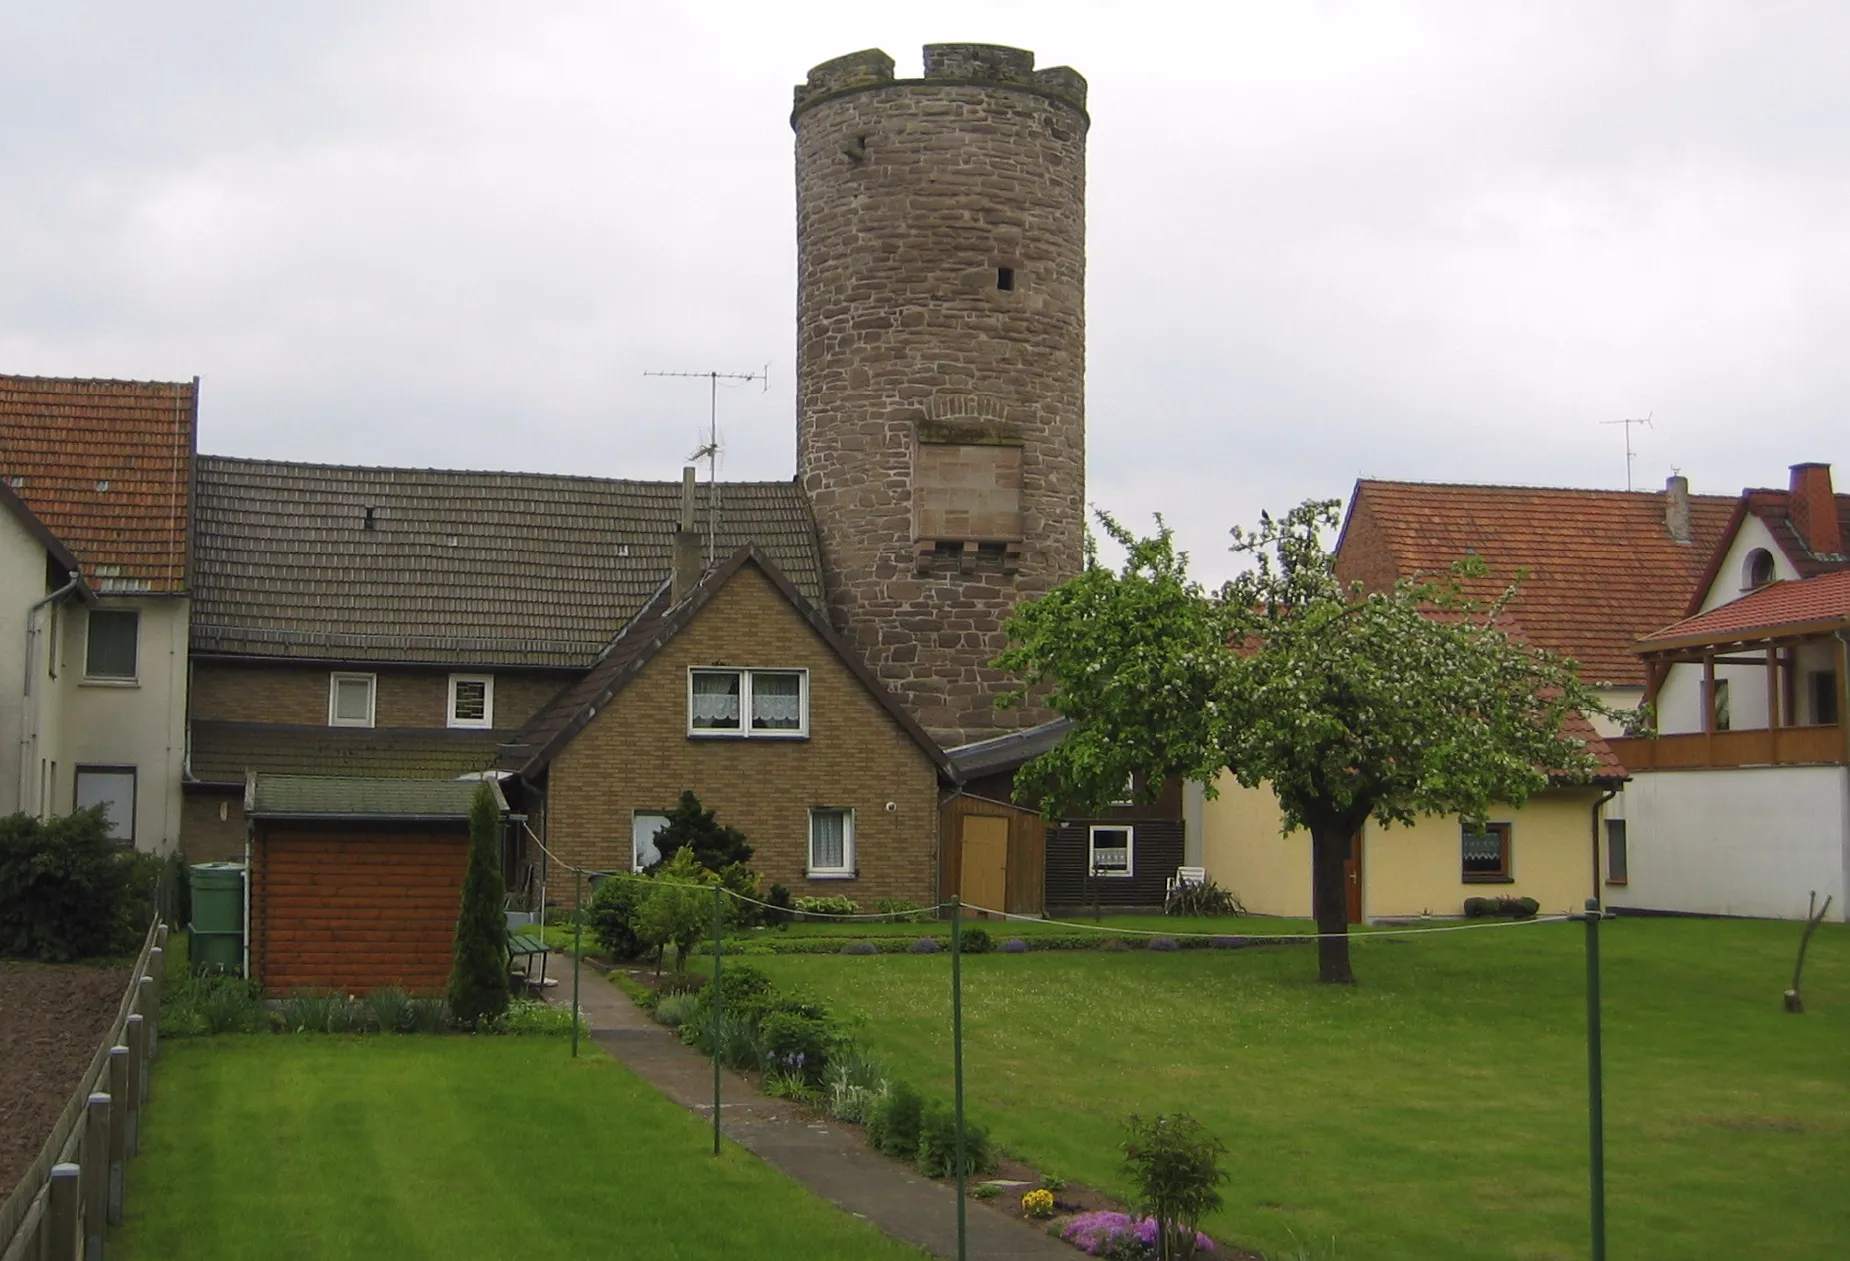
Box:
(643, 366), (768, 563)
(1600, 413), (1653, 491)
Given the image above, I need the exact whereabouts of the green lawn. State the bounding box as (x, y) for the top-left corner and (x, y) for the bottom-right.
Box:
(116, 1037), (925, 1260)
(748, 917), (1850, 1261)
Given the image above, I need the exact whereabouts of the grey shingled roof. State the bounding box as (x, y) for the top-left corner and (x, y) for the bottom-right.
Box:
(192, 457), (825, 668)
(247, 773), (504, 820)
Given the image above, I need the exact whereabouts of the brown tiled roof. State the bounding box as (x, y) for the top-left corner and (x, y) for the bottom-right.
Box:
(192, 457), (825, 668)
(187, 720), (508, 785)
(1336, 480), (1736, 687)
(1637, 570), (1850, 650)
(0, 478), (86, 582)
(499, 546), (951, 778)
(0, 375), (196, 593)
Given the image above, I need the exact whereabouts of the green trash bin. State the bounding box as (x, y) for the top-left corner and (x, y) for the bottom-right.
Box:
(189, 862), (246, 974)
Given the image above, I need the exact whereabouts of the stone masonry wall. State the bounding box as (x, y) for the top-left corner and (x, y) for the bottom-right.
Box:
(793, 44), (1088, 748)
(545, 564), (942, 906)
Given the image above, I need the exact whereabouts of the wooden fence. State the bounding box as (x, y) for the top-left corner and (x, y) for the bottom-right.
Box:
(0, 917), (166, 1261)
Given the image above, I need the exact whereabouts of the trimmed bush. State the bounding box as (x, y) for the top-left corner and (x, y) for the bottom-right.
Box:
(959, 927), (993, 954)
(840, 940), (878, 956)
(909, 937), (941, 954)
(1149, 937), (1181, 952)
(867, 1081), (925, 1160)
(917, 1099), (996, 1178)
(1210, 935), (1248, 949)
(1001, 938), (1029, 954)
(0, 807), (143, 961)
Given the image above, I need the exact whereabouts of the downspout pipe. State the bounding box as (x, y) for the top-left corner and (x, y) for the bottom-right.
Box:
(1590, 785), (1621, 911)
(23, 569), (84, 692)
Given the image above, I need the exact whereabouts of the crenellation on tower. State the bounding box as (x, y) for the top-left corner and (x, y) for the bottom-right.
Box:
(793, 42), (1088, 748)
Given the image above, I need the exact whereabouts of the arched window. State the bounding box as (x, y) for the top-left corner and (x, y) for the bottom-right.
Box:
(1743, 548), (1776, 589)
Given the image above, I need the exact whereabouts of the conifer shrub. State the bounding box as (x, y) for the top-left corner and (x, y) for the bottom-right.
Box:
(447, 783), (510, 1029)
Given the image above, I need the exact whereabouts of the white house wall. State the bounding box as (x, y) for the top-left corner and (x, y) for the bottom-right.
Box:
(0, 510), (46, 816)
(44, 597), (189, 853)
(1611, 766), (1848, 921)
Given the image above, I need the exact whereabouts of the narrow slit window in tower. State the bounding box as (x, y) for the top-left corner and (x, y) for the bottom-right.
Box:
(996, 267), (1015, 291)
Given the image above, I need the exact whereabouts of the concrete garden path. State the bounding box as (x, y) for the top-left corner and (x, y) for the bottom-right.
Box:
(546, 964), (1076, 1261)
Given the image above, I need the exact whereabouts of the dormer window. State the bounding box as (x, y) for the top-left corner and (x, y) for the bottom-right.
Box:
(1743, 548), (1776, 589)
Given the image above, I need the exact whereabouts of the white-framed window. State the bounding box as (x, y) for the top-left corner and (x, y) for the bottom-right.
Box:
(808, 807), (854, 877)
(328, 672), (377, 727)
(448, 674), (495, 728)
(632, 811), (671, 873)
(84, 609), (139, 680)
(75, 766), (137, 843)
(688, 668), (808, 738)
(1088, 825), (1134, 877)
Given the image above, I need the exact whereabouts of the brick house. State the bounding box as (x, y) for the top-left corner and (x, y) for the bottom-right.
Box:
(182, 457), (827, 864)
(1, 375), (197, 853)
(498, 544), (951, 907)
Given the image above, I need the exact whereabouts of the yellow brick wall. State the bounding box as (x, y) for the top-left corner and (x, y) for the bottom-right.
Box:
(191, 662), (564, 729)
(547, 565), (942, 907)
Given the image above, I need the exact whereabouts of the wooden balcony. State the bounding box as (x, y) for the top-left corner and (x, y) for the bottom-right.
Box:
(1609, 724), (1847, 771)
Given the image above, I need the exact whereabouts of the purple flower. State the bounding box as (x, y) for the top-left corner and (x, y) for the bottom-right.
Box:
(1002, 938), (1029, 953)
(1135, 1217), (1216, 1252)
(1210, 935), (1247, 949)
(910, 937), (942, 954)
(1149, 937), (1181, 952)
(1058, 1212), (1214, 1256)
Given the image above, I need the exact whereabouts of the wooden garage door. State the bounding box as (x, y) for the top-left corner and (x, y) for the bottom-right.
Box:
(252, 830), (467, 996)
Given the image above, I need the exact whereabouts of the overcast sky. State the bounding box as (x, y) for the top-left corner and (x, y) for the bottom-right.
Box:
(3, 1), (1845, 585)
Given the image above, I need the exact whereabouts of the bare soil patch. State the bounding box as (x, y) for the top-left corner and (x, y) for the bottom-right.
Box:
(0, 961), (130, 1198)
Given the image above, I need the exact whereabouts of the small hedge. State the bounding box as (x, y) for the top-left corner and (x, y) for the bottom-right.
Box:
(718, 931), (1310, 956)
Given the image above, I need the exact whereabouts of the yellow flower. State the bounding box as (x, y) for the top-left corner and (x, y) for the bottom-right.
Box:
(1022, 1188), (1055, 1218)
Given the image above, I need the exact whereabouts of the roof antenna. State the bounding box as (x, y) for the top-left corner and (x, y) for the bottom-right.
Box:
(1599, 413), (1653, 491)
(643, 365), (769, 564)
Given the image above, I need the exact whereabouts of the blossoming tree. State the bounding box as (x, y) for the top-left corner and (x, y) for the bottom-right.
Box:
(996, 500), (1610, 983)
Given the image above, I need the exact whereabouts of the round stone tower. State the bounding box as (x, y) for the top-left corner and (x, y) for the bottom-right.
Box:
(793, 43), (1088, 748)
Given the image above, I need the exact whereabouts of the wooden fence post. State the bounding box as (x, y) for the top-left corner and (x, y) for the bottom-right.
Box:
(48, 1163), (81, 1261)
(146, 947), (165, 1060)
(106, 1046), (130, 1226)
(124, 1016), (145, 1158)
(138, 975), (158, 1071)
(84, 1093), (110, 1261)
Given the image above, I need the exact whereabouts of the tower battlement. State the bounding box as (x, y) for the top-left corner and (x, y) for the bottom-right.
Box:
(793, 43), (1088, 120)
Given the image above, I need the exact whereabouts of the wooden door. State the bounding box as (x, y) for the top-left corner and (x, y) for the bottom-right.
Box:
(1344, 830), (1364, 924)
(960, 815), (1010, 918)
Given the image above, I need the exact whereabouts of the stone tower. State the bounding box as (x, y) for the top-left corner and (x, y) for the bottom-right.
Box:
(793, 43), (1088, 748)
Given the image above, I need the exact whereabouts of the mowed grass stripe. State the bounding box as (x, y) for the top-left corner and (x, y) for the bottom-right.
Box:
(750, 917), (1849, 1261)
(115, 1037), (927, 1261)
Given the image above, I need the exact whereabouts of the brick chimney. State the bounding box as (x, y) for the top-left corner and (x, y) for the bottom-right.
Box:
(1663, 473), (1691, 543)
(671, 466), (703, 603)
(1788, 463), (1842, 557)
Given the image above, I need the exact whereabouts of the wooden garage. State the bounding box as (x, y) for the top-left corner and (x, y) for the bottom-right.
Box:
(246, 774), (501, 996)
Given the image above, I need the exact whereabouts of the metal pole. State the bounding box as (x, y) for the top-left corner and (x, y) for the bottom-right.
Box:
(951, 895), (967, 1261)
(570, 872), (582, 1059)
(712, 879), (724, 1157)
(1584, 898), (1607, 1261)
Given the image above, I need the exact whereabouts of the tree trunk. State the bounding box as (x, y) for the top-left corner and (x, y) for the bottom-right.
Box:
(1308, 819), (1356, 984)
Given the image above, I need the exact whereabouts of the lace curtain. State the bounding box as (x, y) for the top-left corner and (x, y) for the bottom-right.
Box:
(751, 671), (803, 729)
(691, 672), (741, 727)
(810, 809), (847, 870)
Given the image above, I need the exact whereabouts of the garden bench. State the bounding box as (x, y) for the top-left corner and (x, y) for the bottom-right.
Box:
(505, 911), (550, 987)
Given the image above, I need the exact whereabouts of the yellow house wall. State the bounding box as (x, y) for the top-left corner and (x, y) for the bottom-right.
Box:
(1202, 771), (1605, 920)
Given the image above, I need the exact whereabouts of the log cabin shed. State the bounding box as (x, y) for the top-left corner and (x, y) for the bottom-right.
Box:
(245, 773), (502, 995)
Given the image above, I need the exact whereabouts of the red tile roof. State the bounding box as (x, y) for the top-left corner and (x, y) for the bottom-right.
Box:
(1637, 570), (1850, 650)
(1336, 480), (1736, 687)
(0, 375), (196, 594)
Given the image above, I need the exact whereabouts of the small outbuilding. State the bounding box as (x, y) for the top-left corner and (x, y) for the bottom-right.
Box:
(245, 773), (499, 995)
